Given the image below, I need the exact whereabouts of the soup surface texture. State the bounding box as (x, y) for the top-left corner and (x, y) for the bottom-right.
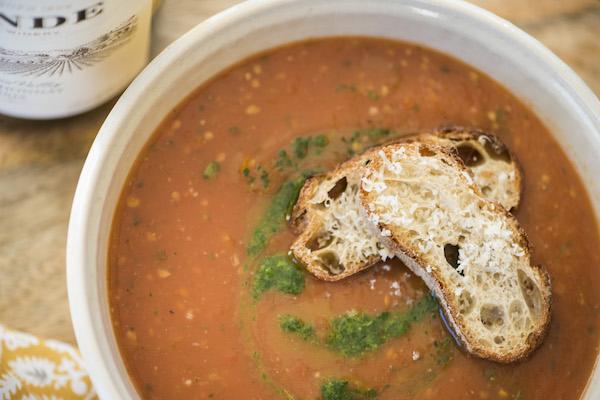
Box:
(109, 38), (600, 399)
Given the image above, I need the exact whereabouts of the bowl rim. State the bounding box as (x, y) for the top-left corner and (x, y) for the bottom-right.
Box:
(67, 0), (600, 398)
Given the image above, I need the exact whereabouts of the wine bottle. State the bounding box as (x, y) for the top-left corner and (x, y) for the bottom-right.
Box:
(0, 0), (153, 119)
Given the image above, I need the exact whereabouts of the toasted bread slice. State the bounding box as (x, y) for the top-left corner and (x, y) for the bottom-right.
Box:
(359, 142), (551, 362)
(290, 151), (394, 281)
(404, 126), (521, 210)
(290, 128), (521, 281)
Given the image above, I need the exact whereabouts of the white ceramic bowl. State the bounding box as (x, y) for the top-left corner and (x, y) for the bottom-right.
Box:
(67, 0), (600, 398)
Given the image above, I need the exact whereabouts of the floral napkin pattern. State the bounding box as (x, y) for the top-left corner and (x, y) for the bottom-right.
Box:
(0, 325), (97, 400)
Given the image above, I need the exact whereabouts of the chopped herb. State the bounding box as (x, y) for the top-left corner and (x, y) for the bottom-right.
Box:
(320, 380), (377, 400)
(281, 295), (438, 357)
(341, 128), (392, 156)
(341, 131), (360, 149)
(336, 84), (357, 93)
(342, 60), (352, 67)
(275, 150), (294, 171)
(313, 134), (328, 147)
(244, 135), (329, 182)
(243, 166), (255, 183)
(412, 104), (420, 113)
(409, 293), (440, 321)
(247, 171), (317, 256)
(252, 254), (305, 298)
(133, 214), (141, 227)
(279, 315), (314, 340)
(437, 337), (451, 349)
(229, 126), (241, 135)
(136, 181), (144, 188)
(434, 337), (454, 367)
(365, 128), (391, 140)
(260, 169), (270, 189)
(292, 136), (311, 158)
(145, 384), (153, 392)
(440, 65), (451, 74)
(514, 390), (524, 400)
(291, 134), (329, 159)
(203, 161), (220, 179)
(368, 90), (379, 100)
(329, 310), (410, 357)
(167, 140), (174, 145)
(156, 250), (167, 261)
(561, 167), (567, 175)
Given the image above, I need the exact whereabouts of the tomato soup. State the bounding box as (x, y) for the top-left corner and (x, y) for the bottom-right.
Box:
(108, 38), (600, 399)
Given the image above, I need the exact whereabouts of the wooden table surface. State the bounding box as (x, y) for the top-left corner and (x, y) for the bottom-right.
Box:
(1, 0), (599, 346)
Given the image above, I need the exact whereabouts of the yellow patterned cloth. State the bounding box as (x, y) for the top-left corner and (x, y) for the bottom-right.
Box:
(0, 325), (97, 400)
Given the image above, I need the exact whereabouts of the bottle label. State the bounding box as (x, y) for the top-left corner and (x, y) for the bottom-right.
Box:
(0, 1), (152, 119)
